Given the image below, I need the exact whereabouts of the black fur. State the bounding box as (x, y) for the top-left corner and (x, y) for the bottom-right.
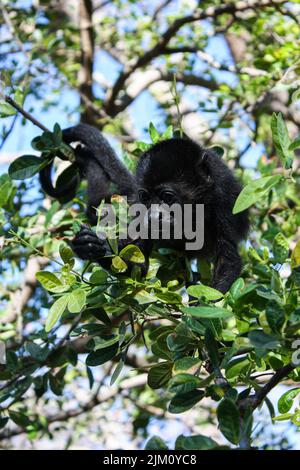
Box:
(39, 124), (137, 223)
(40, 124), (249, 293)
(135, 138), (249, 292)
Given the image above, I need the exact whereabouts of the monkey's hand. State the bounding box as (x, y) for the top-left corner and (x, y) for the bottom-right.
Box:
(70, 226), (111, 262)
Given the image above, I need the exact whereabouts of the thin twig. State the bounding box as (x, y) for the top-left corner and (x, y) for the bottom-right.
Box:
(3, 95), (49, 132)
(238, 363), (296, 412)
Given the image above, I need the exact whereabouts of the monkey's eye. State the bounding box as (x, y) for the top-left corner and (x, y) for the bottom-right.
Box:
(138, 189), (150, 204)
(160, 190), (176, 204)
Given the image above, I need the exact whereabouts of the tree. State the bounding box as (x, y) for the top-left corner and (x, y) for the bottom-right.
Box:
(0, 0), (300, 450)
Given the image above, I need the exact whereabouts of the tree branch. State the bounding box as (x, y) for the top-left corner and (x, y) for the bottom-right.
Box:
(238, 363), (296, 412)
(152, 0), (172, 21)
(163, 49), (269, 77)
(0, 374), (148, 440)
(104, 0), (287, 115)
(1, 95), (49, 132)
(111, 67), (218, 114)
(2, 256), (49, 324)
(252, 363), (296, 409)
(78, 0), (96, 124)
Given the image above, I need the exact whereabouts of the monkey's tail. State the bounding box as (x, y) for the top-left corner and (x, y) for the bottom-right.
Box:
(39, 161), (80, 201)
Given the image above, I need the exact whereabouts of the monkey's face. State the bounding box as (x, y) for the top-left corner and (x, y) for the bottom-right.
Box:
(136, 137), (212, 203)
(135, 138), (213, 248)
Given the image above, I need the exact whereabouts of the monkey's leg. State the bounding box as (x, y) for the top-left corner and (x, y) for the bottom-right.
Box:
(212, 239), (242, 293)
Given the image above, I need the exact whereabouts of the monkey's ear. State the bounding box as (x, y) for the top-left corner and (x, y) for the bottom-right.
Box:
(196, 152), (214, 188)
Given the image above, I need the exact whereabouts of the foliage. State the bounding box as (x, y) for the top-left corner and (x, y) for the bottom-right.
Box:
(0, 0), (300, 451)
(0, 116), (300, 448)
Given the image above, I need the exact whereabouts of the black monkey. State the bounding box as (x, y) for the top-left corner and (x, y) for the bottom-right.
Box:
(40, 124), (249, 293)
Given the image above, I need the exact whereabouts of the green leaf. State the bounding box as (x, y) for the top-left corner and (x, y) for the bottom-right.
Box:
(229, 278), (245, 301)
(36, 271), (69, 293)
(271, 112), (294, 169)
(13, 88), (24, 107)
(167, 332), (197, 353)
(151, 331), (174, 360)
(9, 155), (49, 180)
(111, 256), (128, 273)
(59, 142), (76, 161)
(161, 125), (173, 140)
(187, 284), (223, 301)
(240, 405), (253, 442)
(45, 295), (69, 332)
(59, 244), (74, 264)
(9, 411), (31, 428)
(119, 244), (145, 263)
(92, 335), (119, 351)
(168, 324), (193, 349)
(175, 434), (218, 450)
(53, 123), (62, 145)
(145, 436), (169, 450)
(248, 330), (280, 350)
(0, 174), (14, 207)
(168, 390), (204, 414)
(291, 412), (300, 426)
(86, 366), (94, 389)
(132, 141), (152, 154)
(273, 412), (294, 422)
(134, 289), (157, 304)
(292, 88), (300, 103)
(233, 175), (282, 214)
(25, 342), (49, 362)
(87, 307), (111, 325)
(0, 418), (9, 430)
(181, 306), (232, 319)
(0, 101), (16, 117)
(256, 287), (282, 303)
(265, 396), (275, 419)
(148, 362), (173, 389)
(110, 358), (124, 385)
(217, 399), (240, 444)
(67, 289), (86, 313)
(173, 357), (201, 374)
(225, 357), (250, 380)
(273, 232), (289, 263)
(86, 343), (119, 366)
(278, 388), (300, 414)
(204, 327), (219, 368)
(291, 240), (300, 268)
(61, 272), (76, 287)
(89, 269), (108, 285)
(266, 301), (285, 333)
(289, 137), (300, 152)
(156, 291), (182, 304)
(168, 373), (202, 394)
(149, 122), (160, 143)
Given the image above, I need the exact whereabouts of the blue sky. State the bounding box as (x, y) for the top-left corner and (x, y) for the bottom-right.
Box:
(1, 38), (264, 168)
